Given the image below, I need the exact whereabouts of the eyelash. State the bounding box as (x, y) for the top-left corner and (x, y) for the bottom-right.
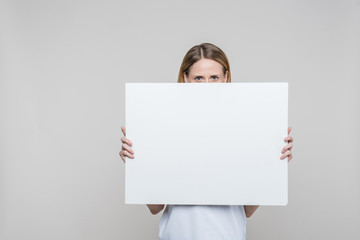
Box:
(194, 76), (219, 81)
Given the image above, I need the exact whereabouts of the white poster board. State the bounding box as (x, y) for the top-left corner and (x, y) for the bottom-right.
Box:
(125, 83), (288, 205)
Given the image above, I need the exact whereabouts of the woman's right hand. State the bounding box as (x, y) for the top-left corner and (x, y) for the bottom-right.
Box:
(120, 126), (163, 214)
(119, 125), (134, 163)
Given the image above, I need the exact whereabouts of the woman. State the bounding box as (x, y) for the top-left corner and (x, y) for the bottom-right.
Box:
(119, 43), (294, 240)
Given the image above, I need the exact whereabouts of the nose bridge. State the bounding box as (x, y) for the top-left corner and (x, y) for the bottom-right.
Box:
(204, 76), (210, 83)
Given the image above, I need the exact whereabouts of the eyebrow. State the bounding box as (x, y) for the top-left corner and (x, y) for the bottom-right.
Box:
(191, 74), (220, 77)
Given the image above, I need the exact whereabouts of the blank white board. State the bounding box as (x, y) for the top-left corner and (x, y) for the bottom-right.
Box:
(125, 83), (288, 205)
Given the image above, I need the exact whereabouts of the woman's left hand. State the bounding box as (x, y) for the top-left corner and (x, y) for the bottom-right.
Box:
(280, 127), (293, 162)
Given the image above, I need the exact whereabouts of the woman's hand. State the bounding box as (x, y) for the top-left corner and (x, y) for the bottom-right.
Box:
(280, 127), (293, 162)
(119, 126), (134, 163)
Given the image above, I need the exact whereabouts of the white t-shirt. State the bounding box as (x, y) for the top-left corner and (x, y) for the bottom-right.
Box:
(159, 205), (246, 240)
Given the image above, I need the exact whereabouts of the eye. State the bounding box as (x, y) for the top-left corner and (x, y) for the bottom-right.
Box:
(211, 76), (219, 80)
(194, 76), (202, 81)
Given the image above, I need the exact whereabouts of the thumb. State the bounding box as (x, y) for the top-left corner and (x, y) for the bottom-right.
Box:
(121, 125), (126, 136)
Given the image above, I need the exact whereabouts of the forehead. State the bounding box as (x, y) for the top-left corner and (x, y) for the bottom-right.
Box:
(188, 58), (223, 75)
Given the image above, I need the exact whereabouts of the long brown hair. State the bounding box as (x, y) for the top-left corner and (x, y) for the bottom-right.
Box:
(177, 43), (231, 83)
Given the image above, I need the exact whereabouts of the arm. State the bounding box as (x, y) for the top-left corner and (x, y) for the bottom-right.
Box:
(147, 204), (165, 215)
(119, 127), (165, 215)
(244, 205), (259, 218)
(244, 128), (293, 218)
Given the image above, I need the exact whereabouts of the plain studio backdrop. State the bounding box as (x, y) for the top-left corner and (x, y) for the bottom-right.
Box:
(0, 0), (359, 239)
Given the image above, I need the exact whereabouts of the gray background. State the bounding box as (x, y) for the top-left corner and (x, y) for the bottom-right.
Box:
(0, 0), (359, 239)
